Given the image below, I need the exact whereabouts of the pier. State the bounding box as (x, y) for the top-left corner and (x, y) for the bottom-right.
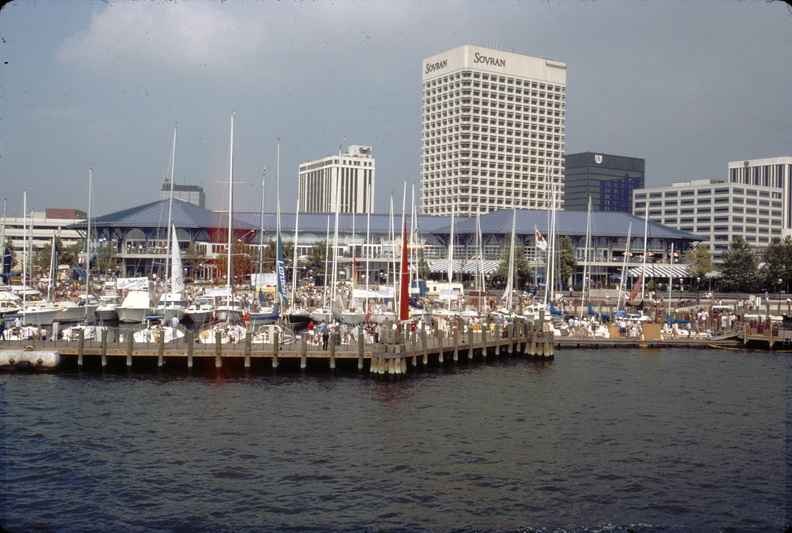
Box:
(1, 317), (740, 375)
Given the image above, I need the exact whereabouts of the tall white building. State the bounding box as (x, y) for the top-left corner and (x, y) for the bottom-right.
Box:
(728, 157), (792, 233)
(421, 45), (567, 217)
(298, 145), (375, 214)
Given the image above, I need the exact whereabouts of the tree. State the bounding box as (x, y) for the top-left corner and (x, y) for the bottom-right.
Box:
(720, 236), (758, 292)
(760, 235), (792, 291)
(494, 243), (532, 289)
(304, 240), (328, 278)
(558, 236), (577, 288)
(685, 243), (713, 281)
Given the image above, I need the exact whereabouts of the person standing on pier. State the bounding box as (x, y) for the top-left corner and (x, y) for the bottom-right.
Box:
(320, 322), (330, 350)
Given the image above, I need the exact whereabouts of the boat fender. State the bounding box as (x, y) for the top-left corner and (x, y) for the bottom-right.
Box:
(16, 360), (33, 369)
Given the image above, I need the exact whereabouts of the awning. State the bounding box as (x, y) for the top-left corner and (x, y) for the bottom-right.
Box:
(428, 260), (500, 275)
(627, 265), (692, 278)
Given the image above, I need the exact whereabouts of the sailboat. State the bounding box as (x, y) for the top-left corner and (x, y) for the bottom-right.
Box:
(201, 113), (247, 343)
(155, 129), (188, 323)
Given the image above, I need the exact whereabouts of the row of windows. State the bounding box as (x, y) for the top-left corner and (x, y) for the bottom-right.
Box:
(636, 187), (781, 199)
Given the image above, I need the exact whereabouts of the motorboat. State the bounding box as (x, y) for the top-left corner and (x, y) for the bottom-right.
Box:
(184, 296), (216, 324)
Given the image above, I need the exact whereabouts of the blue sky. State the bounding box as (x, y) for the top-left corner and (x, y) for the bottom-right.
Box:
(1, 0), (790, 218)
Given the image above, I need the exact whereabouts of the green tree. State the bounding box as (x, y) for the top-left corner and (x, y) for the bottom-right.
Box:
(558, 235), (577, 288)
(760, 235), (792, 291)
(685, 243), (713, 281)
(494, 243), (532, 288)
(720, 236), (758, 292)
(304, 240), (329, 278)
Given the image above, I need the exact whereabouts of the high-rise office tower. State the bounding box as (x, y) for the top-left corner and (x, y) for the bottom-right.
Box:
(421, 45), (566, 216)
(298, 145), (375, 213)
(564, 152), (645, 213)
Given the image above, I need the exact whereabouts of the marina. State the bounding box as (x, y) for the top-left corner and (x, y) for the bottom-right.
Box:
(0, 315), (743, 375)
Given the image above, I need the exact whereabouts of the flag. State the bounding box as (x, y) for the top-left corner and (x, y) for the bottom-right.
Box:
(535, 226), (547, 251)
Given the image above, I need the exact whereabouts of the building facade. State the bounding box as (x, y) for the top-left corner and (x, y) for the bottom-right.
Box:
(564, 152), (644, 212)
(420, 45), (566, 217)
(160, 182), (206, 208)
(728, 157), (792, 234)
(298, 145), (375, 214)
(633, 179), (784, 263)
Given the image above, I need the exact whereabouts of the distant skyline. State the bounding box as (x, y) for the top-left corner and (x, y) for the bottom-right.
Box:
(1, 0), (790, 218)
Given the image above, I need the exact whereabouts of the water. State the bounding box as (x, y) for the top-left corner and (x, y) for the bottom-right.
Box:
(1, 348), (789, 532)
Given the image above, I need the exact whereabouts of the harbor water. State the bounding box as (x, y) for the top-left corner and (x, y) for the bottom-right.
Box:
(1, 347), (789, 532)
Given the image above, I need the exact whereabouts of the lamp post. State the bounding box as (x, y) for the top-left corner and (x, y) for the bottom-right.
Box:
(779, 278), (783, 314)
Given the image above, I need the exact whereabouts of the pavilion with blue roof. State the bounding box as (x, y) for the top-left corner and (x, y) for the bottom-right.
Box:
(74, 199), (701, 288)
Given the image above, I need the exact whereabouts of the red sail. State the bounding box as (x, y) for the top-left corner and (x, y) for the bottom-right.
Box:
(399, 219), (410, 321)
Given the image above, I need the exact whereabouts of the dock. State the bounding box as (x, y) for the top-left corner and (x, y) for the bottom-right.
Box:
(0, 318), (741, 375)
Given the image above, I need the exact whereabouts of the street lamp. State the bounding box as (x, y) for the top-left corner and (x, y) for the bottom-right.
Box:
(697, 277), (700, 303)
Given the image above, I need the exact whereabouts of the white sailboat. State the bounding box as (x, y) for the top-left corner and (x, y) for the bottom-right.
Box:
(202, 113), (247, 342)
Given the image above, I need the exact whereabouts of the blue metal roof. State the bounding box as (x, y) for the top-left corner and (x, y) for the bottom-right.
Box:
(78, 202), (701, 242)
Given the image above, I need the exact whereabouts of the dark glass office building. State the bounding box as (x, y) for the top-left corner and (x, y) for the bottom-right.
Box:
(564, 152), (645, 212)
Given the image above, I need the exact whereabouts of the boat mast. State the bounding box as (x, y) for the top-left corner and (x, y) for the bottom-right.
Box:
(582, 196), (592, 306)
(618, 222), (633, 310)
(164, 127), (176, 286)
(22, 191), (27, 319)
(84, 168), (93, 321)
(290, 195), (300, 310)
(226, 113), (234, 296)
(447, 199), (455, 313)
(257, 167), (266, 292)
(330, 139), (344, 314)
(505, 208), (516, 312)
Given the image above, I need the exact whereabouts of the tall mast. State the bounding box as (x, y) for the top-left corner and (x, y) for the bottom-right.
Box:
(226, 113), (234, 294)
(582, 196), (593, 306)
(447, 199), (455, 312)
(258, 168), (266, 282)
(165, 127), (176, 285)
(290, 194), (300, 309)
(84, 168), (93, 319)
(506, 208), (516, 312)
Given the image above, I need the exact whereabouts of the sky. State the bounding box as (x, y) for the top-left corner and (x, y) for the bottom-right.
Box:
(1, 0), (790, 219)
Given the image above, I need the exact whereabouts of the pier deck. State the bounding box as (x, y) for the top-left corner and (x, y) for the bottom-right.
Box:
(1, 321), (742, 374)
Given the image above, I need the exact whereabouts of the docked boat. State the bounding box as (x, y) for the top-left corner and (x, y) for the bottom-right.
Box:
(251, 323), (294, 345)
(198, 322), (247, 344)
(95, 294), (121, 322)
(116, 278), (157, 323)
(184, 296), (216, 324)
(132, 322), (185, 344)
(61, 324), (107, 341)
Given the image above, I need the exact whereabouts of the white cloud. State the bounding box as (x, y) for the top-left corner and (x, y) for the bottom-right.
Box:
(55, 2), (268, 78)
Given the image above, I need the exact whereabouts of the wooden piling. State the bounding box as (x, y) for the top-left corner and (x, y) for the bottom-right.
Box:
(329, 333), (336, 370)
(101, 328), (108, 368)
(300, 334), (307, 370)
(214, 331), (222, 369)
(357, 331), (364, 370)
(272, 330), (279, 368)
(244, 331), (252, 368)
(468, 326), (474, 360)
(126, 335), (133, 367)
(77, 329), (84, 368)
(186, 332), (194, 368)
(452, 326), (458, 361)
(158, 333), (165, 368)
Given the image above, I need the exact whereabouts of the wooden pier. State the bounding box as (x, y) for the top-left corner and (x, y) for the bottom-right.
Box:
(1, 318), (741, 375)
